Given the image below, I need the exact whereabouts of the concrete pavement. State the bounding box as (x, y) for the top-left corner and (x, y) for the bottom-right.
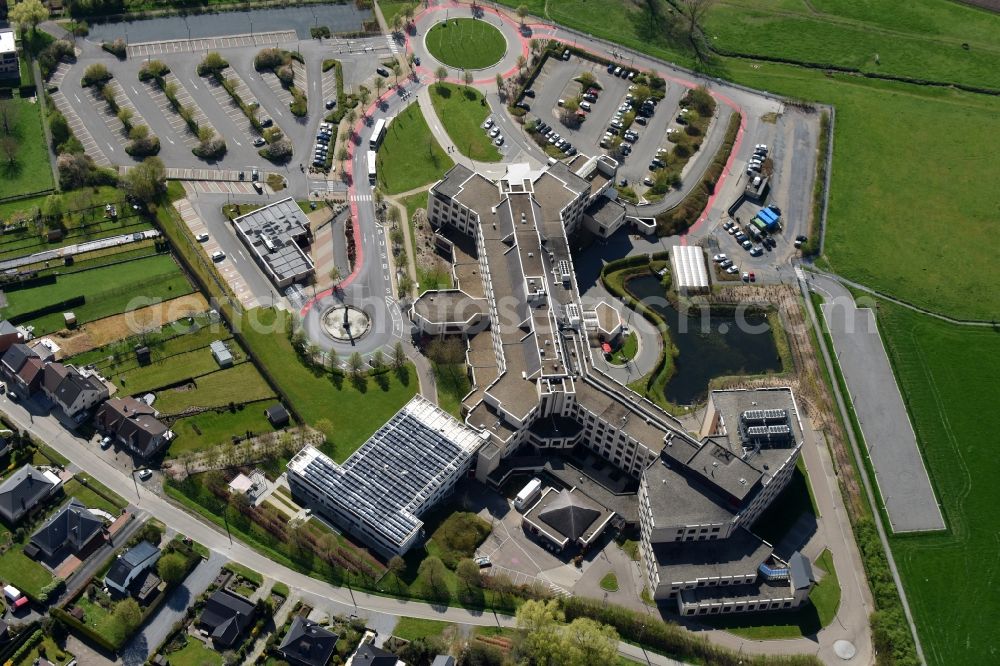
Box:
(811, 274), (945, 533)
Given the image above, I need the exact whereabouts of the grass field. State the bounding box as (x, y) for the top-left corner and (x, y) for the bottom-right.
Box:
(377, 103), (453, 195)
(239, 308), (418, 461)
(162, 638), (223, 666)
(0, 522), (54, 599)
(425, 18), (507, 69)
(169, 406), (279, 455)
(379, 0), (417, 28)
(0, 96), (55, 199)
(153, 363), (276, 413)
(428, 83), (502, 162)
(866, 300), (1000, 666)
(0, 254), (193, 334)
(63, 477), (128, 515)
(392, 616), (453, 641)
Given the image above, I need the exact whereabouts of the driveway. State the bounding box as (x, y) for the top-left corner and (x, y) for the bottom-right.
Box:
(120, 551), (226, 665)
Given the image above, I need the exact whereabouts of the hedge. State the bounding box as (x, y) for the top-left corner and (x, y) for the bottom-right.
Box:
(5, 628), (43, 665)
(51, 606), (118, 652)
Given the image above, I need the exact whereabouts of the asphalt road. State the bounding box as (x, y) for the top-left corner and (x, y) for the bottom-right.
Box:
(811, 273), (946, 533)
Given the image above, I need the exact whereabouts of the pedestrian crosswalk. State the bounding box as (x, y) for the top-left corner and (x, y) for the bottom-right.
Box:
(351, 192), (373, 202)
(386, 35), (400, 55)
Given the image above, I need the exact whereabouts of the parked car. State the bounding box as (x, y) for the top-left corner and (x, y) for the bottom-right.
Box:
(376, 66), (390, 77)
(137, 469), (153, 481)
(259, 117), (273, 128)
(580, 101), (592, 111)
(483, 117), (494, 129)
(634, 116), (648, 125)
(642, 176), (654, 186)
(100, 436), (113, 449)
(524, 89), (536, 98)
(741, 239), (753, 250)
(720, 259), (733, 268)
(742, 272), (750, 282)
(474, 556), (492, 568)
(325, 98), (337, 109)
(489, 127), (500, 138)
(211, 250), (226, 262)
(253, 137), (265, 147)
(713, 253), (728, 263)
(195, 233), (209, 243)
(750, 246), (763, 257)
(494, 135), (504, 146)
(726, 265), (739, 274)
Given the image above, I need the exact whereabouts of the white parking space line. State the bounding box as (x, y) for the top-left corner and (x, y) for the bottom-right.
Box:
(51, 91), (110, 166)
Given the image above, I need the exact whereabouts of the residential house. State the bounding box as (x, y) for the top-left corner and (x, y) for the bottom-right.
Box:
(199, 589), (257, 648)
(42, 363), (109, 419)
(0, 30), (17, 80)
(26, 498), (105, 561)
(106, 541), (161, 595)
(0, 320), (23, 354)
(352, 643), (402, 666)
(1, 343), (44, 398)
(0, 464), (61, 525)
(277, 617), (339, 666)
(95, 397), (172, 459)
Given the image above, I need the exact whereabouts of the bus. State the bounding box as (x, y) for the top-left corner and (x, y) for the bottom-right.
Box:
(369, 118), (387, 150)
(367, 150), (377, 184)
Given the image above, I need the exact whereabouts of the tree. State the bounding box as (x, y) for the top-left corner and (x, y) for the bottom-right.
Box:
(0, 136), (18, 165)
(578, 71), (596, 87)
(426, 337), (464, 366)
(387, 554), (405, 584)
(117, 107), (134, 128)
(157, 552), (188, 585)
(516, 599), (563, 663)
(463, 70), (474, 86)
(122, 156), (166, 204)
(435, 66), (448, 87)
(516, 54), (527, 75)
(516, 4), (528, 25)
(456, 558), (481, 590)
(113, 598), (142, 634)
(328, 265), (341, 283)
(82, 63), (110, 86)
(391, 13), (403, 35)
(0, 99), (17, 135)
(392, 341), (406, 369)
(418, 555), (449, 599)
(374, 76), (385, 98)
(392, 61), (401, 84)
(678, 0), (715, 59)
(9, 0), (48, 35)
(370, 349), (385, 369)
(358, 87), (372, 113)
(348, 351), (364, 377)
(198, 51), (228, 76)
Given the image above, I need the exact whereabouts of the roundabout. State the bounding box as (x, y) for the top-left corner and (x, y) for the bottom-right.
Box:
(424, 17), (507, 70)
(321, 305), (372, 343)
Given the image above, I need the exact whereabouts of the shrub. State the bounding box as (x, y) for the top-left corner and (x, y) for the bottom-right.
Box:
(276, 64), (294, 87)
(197, 51), (229, 77)
(193, 137), (227, 159)
(81, 63), (111, 86)
(310, 25), (331, 39)
(259, 137), (293, 163)
(289, 88), (307, 117)
(138, 59), (169, 82)
(254, 47), (286, 71)
(681, 85), (715, 117)
(101, 38), (126, 58)
(430, 512), (491, 569)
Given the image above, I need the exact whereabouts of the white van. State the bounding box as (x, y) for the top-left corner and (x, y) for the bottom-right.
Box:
(514, 477), (543, 512)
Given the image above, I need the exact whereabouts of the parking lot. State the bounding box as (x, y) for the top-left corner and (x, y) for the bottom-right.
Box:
(525, 54), (699, 194)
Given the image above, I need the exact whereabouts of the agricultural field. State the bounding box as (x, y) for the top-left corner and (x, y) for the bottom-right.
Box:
(376, 102), (453, 195)
(429, 83), (502, 162)
(869, 299), (1000, 666)
(702, 0), (1000, 90)
(0, 96), (54, 199)
(0, 253), (193, 335)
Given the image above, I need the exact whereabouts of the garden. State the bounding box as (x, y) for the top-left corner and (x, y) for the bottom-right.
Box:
(0, 94), (55, 200)
(428, 82), (502, 162)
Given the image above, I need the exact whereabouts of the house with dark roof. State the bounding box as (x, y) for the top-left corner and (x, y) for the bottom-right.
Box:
(95, 397), (172, 459)
(0, 464), (61, 525)
(352, 643), (400, 666)
(0, 320), (22, 354)
(276, 617), (339, 666)
(27, 498), (105, 561)
(199, 589), (257, 648)
(42, 363), (109, 419)
(105, 541), (161, 595)
(1, 343), (44, 398)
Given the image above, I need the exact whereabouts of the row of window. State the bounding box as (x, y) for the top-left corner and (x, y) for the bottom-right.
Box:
(684, 599), (794, 615)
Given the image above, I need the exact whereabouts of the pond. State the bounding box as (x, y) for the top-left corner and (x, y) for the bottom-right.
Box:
(625, 273), (781, 405)
(86, 3), (372, 43)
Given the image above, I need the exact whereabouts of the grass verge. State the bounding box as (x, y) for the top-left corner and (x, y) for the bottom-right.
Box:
(376, 102), (453, 195)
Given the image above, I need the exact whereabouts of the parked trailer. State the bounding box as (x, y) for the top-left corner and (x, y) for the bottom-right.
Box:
(514, 477), (543, 512)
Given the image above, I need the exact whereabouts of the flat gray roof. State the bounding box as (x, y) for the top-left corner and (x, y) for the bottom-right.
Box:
(233, 198), (314, 286)
(654, 527), (771, 585)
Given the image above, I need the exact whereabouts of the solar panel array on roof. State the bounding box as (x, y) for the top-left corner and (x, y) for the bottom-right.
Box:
(287, 396), (484, 554)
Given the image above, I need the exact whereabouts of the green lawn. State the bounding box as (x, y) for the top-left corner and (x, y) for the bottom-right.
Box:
(379, 0), (417, 27)
(864, 299), (1000, 666)
(377, 103), (453, 195)
(0, 254), (193, 334)
(12, 634), (74, 666)
(0, 96), (54, 199)
(118, 347), (221, 395)
(164, 638), (223, 666)
(168, 406), (279, 456)
(152, 363), (276, 414)
(428, 83), (501, 162)
(425, 19), (507, 69)
(433, 362), (470, 418)
(224, 561), (264, 586)
(701, 548), (840, 640)
(609, 333), (638, 365)
(392, 616), (453, 641)
(703, 0), (1000, 91)
(239, 308), (417, 461)
(0, 523), (54, 599)
(599, 572), (619, 592)
(63, 476), (128, 515)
